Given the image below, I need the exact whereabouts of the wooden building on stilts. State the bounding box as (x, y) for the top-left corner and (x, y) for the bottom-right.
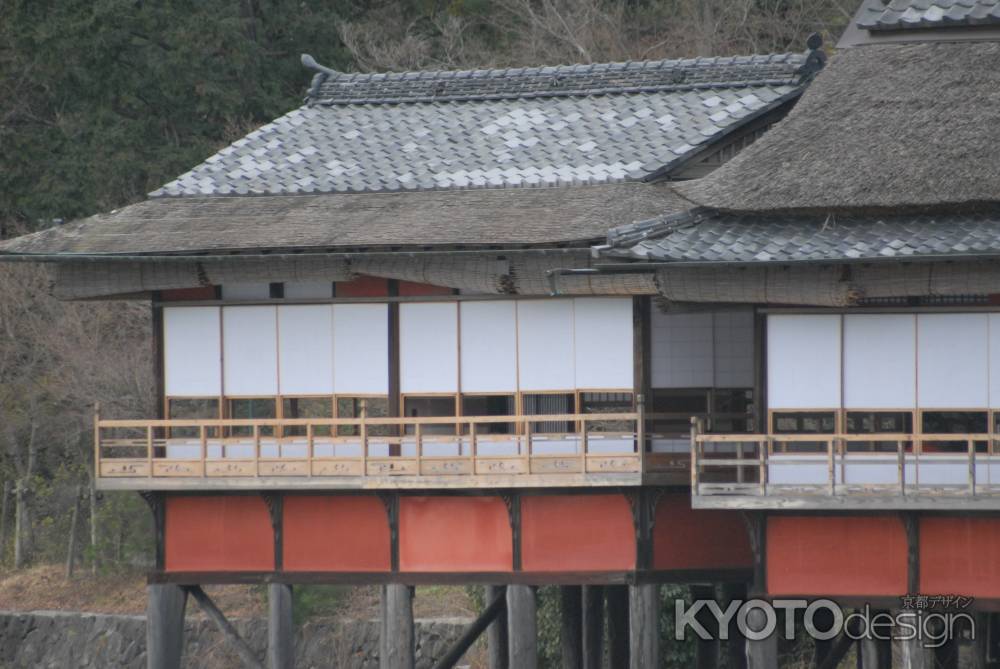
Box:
(0, 38), (830, 668)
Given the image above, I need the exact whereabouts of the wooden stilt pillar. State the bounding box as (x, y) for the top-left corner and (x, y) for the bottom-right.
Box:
(690, 585), (719, 669)
(507, 585), (537, 669)
(560, 586), (583, 669)
(722, 582), (747, 669)
(582, 585), (604, 669)
(605, 585), (629, 669)
(147, 584), (187, 669)
(381, 584), (414, 669)
(486, 585), (509, 669)
(898, 621), (929, 669)
(744, 607), (777, 669)
(268, 583), (294, 669)
(628, 584), (658, 669)
(858, 634), (892, 668)
(812, 605), (835, 667)
(971, 612), (988, 669)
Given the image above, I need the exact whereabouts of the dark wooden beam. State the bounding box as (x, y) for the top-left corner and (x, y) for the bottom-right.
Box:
(722, 582), (748, 669)
(261, 492), (283, 571)
(559, 586), (583, 669)
(503, 492), (522, 572)
(691, 585), (719, 669)
(379, 493), (400, 572)
(434, 587), (507, 669)
(186, 585), (265, 669)
(140, 491), (166, 571)
(152, 300), (165, 421)
(381, 583), (415, 669)
(742, 512), (767, 596)
(628, 584), (659, 669)
(902, 512), (920, 595)
(606, 585), (629, 669)
(268, 583), (294, 669)
(486, 585), (509, 669)
(388, 283), (401, 456)
(582, 585), (604, 669)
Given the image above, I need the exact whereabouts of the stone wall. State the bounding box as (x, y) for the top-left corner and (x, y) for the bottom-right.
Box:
(0, 610), (469, 669)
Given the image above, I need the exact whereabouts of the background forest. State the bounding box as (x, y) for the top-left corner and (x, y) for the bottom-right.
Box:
(0, 0), (850, 662)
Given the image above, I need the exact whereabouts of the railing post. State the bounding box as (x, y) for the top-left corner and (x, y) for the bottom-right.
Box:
(580, 418), (588, 474)
(689, 417), (700, 493)
(760, 437), (770, 496)
(147, 425), (154, 479)
(200, 425), (207, 478)
(637, 393), (646, 473)
(470, 421), (477, 464)
(306, 423), (314, 478)
(969, 438), (976, 496)
(93, 403), (101, 481)
(897, 440), (905, 496)
(525, 421), (532, 471)
(360, 416), (368, 474)
(827, 439), (835, 495)
(253, 424), (260, 478)
(415, 423), (423, 475)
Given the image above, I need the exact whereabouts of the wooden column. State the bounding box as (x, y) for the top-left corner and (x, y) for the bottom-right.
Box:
(690, 585), (719, 669)
(560, 586), (583, 669)
(859, 634), (891, 669)
(507, 585), (537, 669)
(605, 585), (629, 669)
(898, 630), (929, 669)
(721, 582), (747, 669)
(268, 583), (294, 669)
(381, 584), (414, 669)
(971, 612), (988, 669)
(147, 584), (187, 669)
(486, 585), (509, 669)
(628, 584), (658, 669)
(582, 585), (604, 669)
(743, 606), (777, 669)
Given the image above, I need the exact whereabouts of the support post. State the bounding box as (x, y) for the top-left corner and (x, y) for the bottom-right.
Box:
(898, 628), (929, 669)
(858, 610), (891, 669)
(582, 585), (604, 669)
(690, 585), (719, 669)
(628, 584), (658, 669)
(486, 585), (509, 669)
(560, 586), (583, 669)
(605, 585), (629, 669)
(970, 612), (988, 669)
(147, 584), (188, 669)
(268, 583), (294, 669)
(743, 606), (777, 669)
(381, 584), (414, 669)
(722, 582), (748, 669)
(507, 585), (537, 669)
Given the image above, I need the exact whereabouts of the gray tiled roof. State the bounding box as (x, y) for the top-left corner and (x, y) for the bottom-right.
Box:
(608, 210), (1000, 263)
(150, 54), (811, 197)
(858, 0), (1000, 30)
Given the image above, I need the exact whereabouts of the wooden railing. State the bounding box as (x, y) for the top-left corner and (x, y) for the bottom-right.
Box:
(94, 406), (676, 486)
(691, 419), (998, 499)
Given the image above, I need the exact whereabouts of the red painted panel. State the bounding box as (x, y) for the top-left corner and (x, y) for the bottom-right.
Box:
(397, 281), (453, 297)
(921, 516), (1000, 598)
(165, 496), (274, 572)
(767, 515), (907, 597)
(521, 494), (635, 572)
(653, 494), (752, 570)
(160, 286), (217, 301)
(399, 496), (512, 572)
(283, 496), (391, 572)
(336, 276), (389, 298)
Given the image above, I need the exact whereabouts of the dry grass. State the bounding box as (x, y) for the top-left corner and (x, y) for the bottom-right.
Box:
(0, 564), (476, 623)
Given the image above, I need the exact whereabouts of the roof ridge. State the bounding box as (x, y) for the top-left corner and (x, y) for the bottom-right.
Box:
(302, 37), (823, 106)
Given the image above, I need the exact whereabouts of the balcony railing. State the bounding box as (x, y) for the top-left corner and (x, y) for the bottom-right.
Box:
(691, 419), (1000, 507)
(94, 405), (690, 489)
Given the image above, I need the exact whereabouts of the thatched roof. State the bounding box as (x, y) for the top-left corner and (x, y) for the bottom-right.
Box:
(0, 182), (687, 257)
(669, 41), (1000, 215)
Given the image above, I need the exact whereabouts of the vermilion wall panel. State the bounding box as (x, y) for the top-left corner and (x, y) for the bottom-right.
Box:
(521, 494), (635, 572)
(397, 281), (453, 297)
(283, 495), (391, 572)
(399, 496), (512, 572)
(653, 494), (753, 570)
(920, 516), (1000, 598)
(767, 515), (908, 597)
(336, 276), (389, 298)
(165, 495), (274, 572)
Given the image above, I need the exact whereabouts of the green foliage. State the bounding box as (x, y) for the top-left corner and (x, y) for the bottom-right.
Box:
(292, 584), (351, 624)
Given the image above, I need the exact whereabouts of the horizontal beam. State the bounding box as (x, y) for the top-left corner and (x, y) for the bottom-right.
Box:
(693, 494), (1000, 511)
(148, 568), (752, 587)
